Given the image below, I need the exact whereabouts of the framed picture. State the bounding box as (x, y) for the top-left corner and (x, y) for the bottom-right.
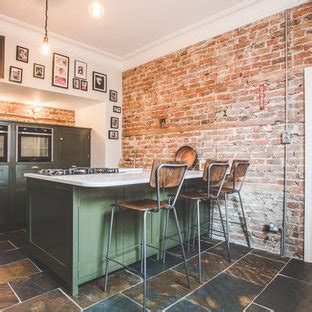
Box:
(113, 105), (121, 113)
(92, 71), (107, 92)
(9, 66), (22, 83)
(74, 60), (87, 80)
(109, 90), (118, 102)
(52, 52), (69, 89)
(0, 36), (4, 79)
(16, 46), (29, 63)
(33, 63), (45, 79)
(81, 80), (88, 91)
(110, 117), (119, 129)
(108, 130), (119, 140)
(73, 78), (80, 89)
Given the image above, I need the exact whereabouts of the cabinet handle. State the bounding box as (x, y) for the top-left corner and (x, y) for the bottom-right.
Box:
(60, 137), (63, 141)
(32, 166), (39, 169)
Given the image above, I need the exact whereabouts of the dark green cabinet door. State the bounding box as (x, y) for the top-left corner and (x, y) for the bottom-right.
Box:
(15, 164), (53, 226)
(0, 165), (9, 226)
(54, 128), (90, 168)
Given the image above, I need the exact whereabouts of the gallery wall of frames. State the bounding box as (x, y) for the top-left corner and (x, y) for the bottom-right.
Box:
(0, 34), (122, 140)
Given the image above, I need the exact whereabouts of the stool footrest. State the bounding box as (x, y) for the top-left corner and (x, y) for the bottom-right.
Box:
(106, 257), (142, 277)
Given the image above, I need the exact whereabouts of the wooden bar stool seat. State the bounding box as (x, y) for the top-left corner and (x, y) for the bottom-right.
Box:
(179, 191), (209, 200)
(118, 199), (168, 211)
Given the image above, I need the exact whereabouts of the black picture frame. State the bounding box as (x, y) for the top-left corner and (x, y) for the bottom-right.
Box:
(73, 78), (80, 89)
(92, 71), (107, 93)
(33, 63), (45, 79)
(110, 117), (119, 129)
(16, 46), (29, 63)
(113, 106), (121, 113)
(0, 36), (4, 79)
(81, 80), (88, 91)
(108, 130), (118, 140)
(74, 60), (87, 80)
(52, 52), (69, 89)
(9, 66), (23, 83)
(109, 90), (118, 102)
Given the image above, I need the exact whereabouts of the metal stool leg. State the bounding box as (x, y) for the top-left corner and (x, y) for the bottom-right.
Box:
(162, 208), (170, 264)
(187, 199), (192, 253)
(192, 201), (197, 249)
(210, 201), (214, 239)
(172, 206), (191, 288)
(142, 211), (148, 312)
(216, 198), (231, 261)
(196, 200), (202, 283)
(141, 215), (144, 274)
(238, 191), (251, 248)
(224, 194), (231, 261)
(104, 205), (116, 291)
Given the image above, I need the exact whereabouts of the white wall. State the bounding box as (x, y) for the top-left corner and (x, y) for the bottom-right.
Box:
(0, 18), (122, 167)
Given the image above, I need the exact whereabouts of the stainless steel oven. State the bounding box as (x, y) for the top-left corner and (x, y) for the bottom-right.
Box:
(17, 126), (53, 162)
(0, 125), (8, 163)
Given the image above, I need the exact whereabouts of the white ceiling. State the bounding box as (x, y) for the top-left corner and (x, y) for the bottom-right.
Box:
(0, 0), (245, 58)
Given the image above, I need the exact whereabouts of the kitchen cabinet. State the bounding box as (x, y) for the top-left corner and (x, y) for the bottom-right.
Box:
(14, 163), (54, 226)
(0, 121), (91, 230)
(0, 165), (9, 228)
(54, 127), (91, 168)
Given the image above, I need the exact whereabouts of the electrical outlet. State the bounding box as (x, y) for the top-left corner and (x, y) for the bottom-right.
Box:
(281, 131), (291, 144)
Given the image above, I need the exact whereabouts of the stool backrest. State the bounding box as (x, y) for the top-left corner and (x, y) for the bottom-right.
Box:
(203, 160), (229, 197)
(149, 160), (188, 210)
(228, 159), (250, 191)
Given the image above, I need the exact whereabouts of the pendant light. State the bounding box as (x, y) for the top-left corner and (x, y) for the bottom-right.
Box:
(40, 0), (51, 56)
(88, 0), (105, 19)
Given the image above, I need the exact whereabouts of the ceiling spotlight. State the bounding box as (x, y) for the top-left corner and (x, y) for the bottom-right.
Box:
(89, 0), (105, 19)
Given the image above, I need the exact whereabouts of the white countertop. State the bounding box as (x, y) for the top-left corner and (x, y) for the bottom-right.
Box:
(25, 168), (203, 188)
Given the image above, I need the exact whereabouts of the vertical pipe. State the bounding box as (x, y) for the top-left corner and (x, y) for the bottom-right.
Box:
(281, 9), (289, 256)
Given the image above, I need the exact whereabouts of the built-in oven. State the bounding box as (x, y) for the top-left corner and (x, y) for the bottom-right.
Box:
(17, 126), (53, 162)
(0, 125), (8, 163)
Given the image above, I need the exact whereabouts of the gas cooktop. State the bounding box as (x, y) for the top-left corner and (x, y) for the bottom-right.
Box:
(38, 167), (119, 176)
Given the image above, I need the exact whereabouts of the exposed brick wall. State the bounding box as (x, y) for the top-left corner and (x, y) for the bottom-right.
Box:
(0, 101), (75, 125)
(122, 3), (312, 258)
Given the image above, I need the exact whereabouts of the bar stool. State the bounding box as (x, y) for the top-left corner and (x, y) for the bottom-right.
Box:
(211, 160), (251, 248)
(103, 160), (190, 312)
(163, 160), (230, 283)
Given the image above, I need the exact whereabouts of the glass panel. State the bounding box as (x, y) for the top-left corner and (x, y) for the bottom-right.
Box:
(20, 136), (49, 157)
(0, 135), (4, 158)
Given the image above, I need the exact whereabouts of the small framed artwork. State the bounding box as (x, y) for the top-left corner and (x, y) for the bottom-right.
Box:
(81, 80), (88, 91)
(33, 63), (45, 79)
(73, 78), (80, 89)
(52, 52), (69, 89)
(0, 36), (4, 79)
(75, 60), (87, 80)
(110, 117), (119, 129)
(92, 71), (107, 93)
(108, 130), (119, 140)
(16, 46), (29, 63)
(109, 90), (118, 102)
(9, 66), (23, 83)
(113, 106), (121, 113)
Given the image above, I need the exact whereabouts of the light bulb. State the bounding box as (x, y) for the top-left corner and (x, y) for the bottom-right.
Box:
(40, 36), (50, 56)
(88, 0), (105, 19)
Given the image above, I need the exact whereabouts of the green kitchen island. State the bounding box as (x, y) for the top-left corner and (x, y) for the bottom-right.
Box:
(25, 168), (203, 296)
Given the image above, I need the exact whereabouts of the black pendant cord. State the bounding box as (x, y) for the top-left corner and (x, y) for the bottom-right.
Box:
(44, 0), (48, 38)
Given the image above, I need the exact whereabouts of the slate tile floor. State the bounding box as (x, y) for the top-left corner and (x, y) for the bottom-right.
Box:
(0, 229), (311, 311)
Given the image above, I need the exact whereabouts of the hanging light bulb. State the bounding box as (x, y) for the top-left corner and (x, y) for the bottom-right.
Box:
(40, 0), (50, 56)
(88, 0), (105, 19)
(40, 35), (50, 56)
